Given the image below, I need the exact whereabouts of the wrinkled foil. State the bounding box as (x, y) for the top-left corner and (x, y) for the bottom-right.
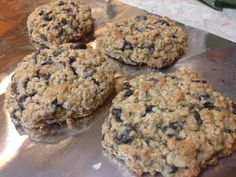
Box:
(0, 0), (236, 177)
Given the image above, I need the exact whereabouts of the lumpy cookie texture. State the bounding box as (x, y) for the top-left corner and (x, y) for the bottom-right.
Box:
(98, 14), (187, 68)
(5, 43), (114, 141)
(102, 70), (236, 177)
(27, 0), (94, 48)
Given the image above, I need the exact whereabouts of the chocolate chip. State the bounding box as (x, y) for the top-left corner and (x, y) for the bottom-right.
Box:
(34, 56), (38, 64)
(58, 1), (65, 5)
(92, 78), (100, 86)
(168, 165), (178, 174)
(123, 82), (131, 89)
(170, 76), (178, 79)
(224, 128), (233, 133)
(18, 95), (28, 111)
(162, 126), (168, 132)
(61, 19), (67, 25)
(84, 71), (93, 78)
(39, 11), (44, 16)
(199, 94), (211, 100)
(35, 71), (51, 80)
(175, 135), (185, 141)
(70, 2), (76, 6)
(40, 34), (48, 41)
(57, 28), (64, 37)
(232, 103), (236, 114)
(172, 33), (177, 38)
(29, 92), (36, 97)
(42, 14), (52, 21)
(59, 62), (66, 68)
(163, 122), (183, 139)
(136, 27), (145, 32)
(158, 19), (170, 26)
(156, 124), (161, 129)
(203, 102), (214, 110)
(193, 111), (203, 125)
(106, 53), (118, 60)
(53, 48), (64, 56)
(72, 43), (87, 49)
(144, 138), (151, 145)
(148, 78), (159, 82)
(161, 140), (167, 145)
(102, 134), (105, 140)
(145, 105), (154, 113)
(71, 66), (77, 76)
(124, 89), (133, 97)
(112, 108), (122, 122)
(68, 56), (76, 64)
(116, 125), (134, 144)
(52, 98), (63, 108)
(169, 121), (183, 132)
(200, 94), (214, 110)
(127, 56), (137, 64)
(42, 58), (54, 65)
(64, 8), (73, 13)
(11, 83), (19, 95)
(39, 73), (51, 80)
(135, 15), (147, 21)
(143, 44), (154, 53)
(166, 133), (175, 138)
(33, 51), (40, 64)
(191, 79), (207, 83)
(123, 41), (133, 50)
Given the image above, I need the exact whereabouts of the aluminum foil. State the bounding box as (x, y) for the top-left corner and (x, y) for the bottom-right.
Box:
(0, 0), (236, 177)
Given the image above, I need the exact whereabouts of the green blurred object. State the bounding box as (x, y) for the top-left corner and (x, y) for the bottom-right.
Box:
(200, 0), (236, 10)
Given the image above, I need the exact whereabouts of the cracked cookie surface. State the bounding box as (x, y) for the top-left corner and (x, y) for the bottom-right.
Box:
(102, 70), (236, 177)
(98, 14), (187, 68)
(5, 43), (114, 142)
(27, 0), (94, 48)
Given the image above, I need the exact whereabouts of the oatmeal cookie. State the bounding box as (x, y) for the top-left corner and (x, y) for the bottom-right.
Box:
(102, 70), (236, 177)
(5, 43), (114, 142)
(98, 14), (187, 68)
(27, 0), (94, 48)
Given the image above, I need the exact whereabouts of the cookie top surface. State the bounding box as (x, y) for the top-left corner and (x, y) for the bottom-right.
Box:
(27, 0), (94, 48)
(102, 70), (236, 177)
(5, 43), (114, 133)
(98, 15), (187, 68)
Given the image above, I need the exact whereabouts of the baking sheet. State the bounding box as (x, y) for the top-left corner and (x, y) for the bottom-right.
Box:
(0, 0), (236, 177)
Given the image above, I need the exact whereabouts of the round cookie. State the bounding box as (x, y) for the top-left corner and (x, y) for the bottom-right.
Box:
(27, 0), (94, 48)
(98, 14), (187, 68)
(5, 43), (114, 142)
(102, 70), (236, 177)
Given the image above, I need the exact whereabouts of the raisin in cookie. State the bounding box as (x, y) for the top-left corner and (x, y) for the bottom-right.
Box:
(27, 0), (94, 48)
(5, 43), (114, 142)
(98, 14), (187, 68)
(102, 70), (236, 177)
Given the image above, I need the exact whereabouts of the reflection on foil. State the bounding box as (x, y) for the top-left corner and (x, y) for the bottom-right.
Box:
(0, 110), (27, 169)
(0, 72), (13, 95)
(92, 162), (102, 170)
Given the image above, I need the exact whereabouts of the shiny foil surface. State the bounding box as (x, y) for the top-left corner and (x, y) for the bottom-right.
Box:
(0, 0), (236, 177)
